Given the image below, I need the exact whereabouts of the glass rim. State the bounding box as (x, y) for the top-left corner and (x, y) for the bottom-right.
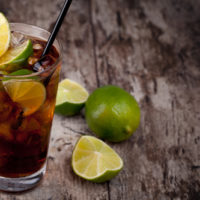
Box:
(2, 23), (62, 78)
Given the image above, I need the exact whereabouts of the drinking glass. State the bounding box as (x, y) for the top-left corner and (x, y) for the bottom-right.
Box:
(0, 23), (61, 192)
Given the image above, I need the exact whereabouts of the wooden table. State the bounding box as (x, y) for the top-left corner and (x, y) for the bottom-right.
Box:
(0, 0), (200, 199)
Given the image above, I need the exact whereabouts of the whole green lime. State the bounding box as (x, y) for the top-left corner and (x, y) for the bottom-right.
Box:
(85, 85), (140, 142)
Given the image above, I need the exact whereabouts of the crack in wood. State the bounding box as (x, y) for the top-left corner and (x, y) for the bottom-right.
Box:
(48, 156), (55, 161)
(153, 78), (157, 94)
(105, 56), (112, 84)
(162, 160), (168, 189)
(191, 166), (200, 170)
(107, 182), (111, 200)
(63, 126), (87, 135)
(165, 123), (169, 136)
(116, 11), (123, 41)
(88, 0), (100, 87)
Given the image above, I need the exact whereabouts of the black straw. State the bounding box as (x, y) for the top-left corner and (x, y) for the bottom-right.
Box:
(33, 0), (72, 72)
(42, 0), (72, 57)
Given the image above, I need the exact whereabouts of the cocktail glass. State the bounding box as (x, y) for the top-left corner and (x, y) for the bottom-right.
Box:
(0, 23), (61, 192)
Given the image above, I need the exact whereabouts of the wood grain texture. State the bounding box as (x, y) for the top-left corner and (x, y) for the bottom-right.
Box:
(0, 0), (200, 199)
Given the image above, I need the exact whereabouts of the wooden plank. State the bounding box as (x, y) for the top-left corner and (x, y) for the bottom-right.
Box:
(91, 0), (200, 199)
(0, 0), (108, 199)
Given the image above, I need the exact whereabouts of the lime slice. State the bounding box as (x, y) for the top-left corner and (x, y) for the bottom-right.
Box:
(3, 80), (46, 116)
(0, 13), (10, 57)
(2, 69), (35, 81)
(8, 69), (33, 76)
(72, 136), (123, 183)
(55, 79), (89, 116)
(0, 39), (33, 71)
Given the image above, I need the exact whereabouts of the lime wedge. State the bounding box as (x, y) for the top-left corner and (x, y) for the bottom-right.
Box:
(2, 69), (35, 81)
(55, 79), (89, 116)
(0, 39), (33, 71)
(3, 80), (46, 116)
(0, 13), (11, 57)
(8, 69), (33, 76)
(72, 136), (123, 183)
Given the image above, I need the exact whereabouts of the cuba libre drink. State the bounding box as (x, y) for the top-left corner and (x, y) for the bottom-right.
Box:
(0, 23), (61, 192)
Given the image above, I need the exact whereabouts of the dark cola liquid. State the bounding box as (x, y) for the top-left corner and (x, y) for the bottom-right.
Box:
(0, 38), (60, 178)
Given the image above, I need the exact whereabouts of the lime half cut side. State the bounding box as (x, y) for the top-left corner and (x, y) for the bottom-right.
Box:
(3, 80), (46, 116)
(72, 136), (123, 183)
(0, 39), (33, 71)
(0, 12), (11, 57)
(55, 79), (89, 116)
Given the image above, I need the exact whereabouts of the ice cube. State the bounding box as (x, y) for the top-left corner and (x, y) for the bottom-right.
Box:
(28, 56), (38, 65)
(32, 55), (55, 72)
(18, 117), (40, 133)
(0, 123), (14, 141)
(33, 100), (54, 124)
(11, 31), (27, 47)
(16, 117), (41, 143)
(27, 133), (41, 147)
(0, 91), (13, 122)
(33, 43), (43, 50)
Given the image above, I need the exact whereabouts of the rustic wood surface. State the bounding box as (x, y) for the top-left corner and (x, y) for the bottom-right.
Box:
(0, 0), (200, 199)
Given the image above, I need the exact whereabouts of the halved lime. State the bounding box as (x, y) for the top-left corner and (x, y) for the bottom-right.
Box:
(0, 13), (11, 57)
(0, 39), (33, 71)
(55, 79), (89, 116)
(3, 80), (46, 116)
(72, 136), (123, 183)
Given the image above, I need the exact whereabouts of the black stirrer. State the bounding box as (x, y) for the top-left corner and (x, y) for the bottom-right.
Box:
(33, 0), (72, 72)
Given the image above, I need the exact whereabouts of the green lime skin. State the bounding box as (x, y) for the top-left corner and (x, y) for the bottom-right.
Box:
(72, 165), (122, 183)
(9, 43), (33, 66)
(55, 102), (85, 116)
(86, 169), (122, 183)
(85, 85), (140, 142)
(0, 40), (33, 72)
